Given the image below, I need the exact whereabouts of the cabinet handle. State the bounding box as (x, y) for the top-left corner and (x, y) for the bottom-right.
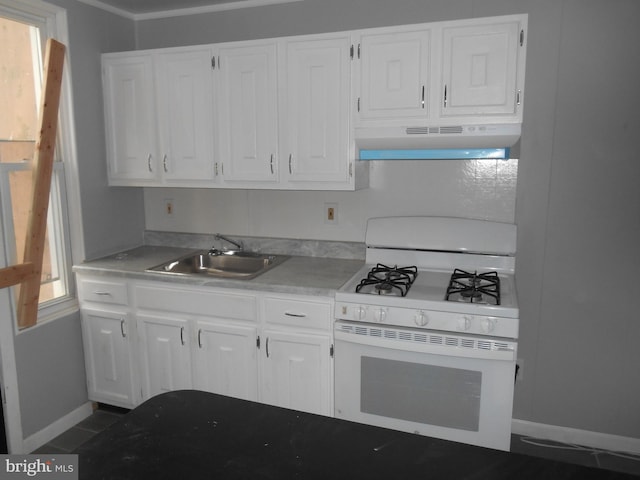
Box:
(444, 85), (448, 108)
(270, 154), (274, 174)
(180, 326), (185, 346)
(421, 85), (425, 109)
(93, 291), (112, 296)
(516, 89), (522, 106)
(120, 319), (126, 338)
(266, 337), (270, 358)
(163, 154), (168, 173)
(198, 329), (202, 348)
(147, 154), (153, 172)
(349, 162), (353, 177)
(288, 154), (292, 175)
(284, 311), (307, 318)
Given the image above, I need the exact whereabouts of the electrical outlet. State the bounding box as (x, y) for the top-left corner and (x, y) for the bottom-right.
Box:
(164, 199), (174, 216)
(324, 202), (338, 225)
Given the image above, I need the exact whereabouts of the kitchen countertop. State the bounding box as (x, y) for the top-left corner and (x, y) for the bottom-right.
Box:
(73, 245), (364, 297)
(75, 390), (636, 480)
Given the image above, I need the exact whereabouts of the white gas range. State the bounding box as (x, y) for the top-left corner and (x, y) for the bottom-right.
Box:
(333, 216), (519, 451)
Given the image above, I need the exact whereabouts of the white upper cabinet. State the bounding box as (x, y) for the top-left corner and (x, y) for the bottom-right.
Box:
(215, 41), (279, 184)
(439, 19), (522, 120)
(280, 34), (353, 188)
(356, 28), (430, 123)
(155, 49), (216, 184)
(354, 14), (526, 127)
(102, 46), (215, 186)
(103, 53), (159, 184)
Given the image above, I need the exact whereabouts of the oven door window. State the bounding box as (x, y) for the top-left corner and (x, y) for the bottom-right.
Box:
(361, 356), (481, 431)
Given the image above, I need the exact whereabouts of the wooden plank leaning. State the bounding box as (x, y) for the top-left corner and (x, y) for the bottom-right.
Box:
(0, 39), (66, 329)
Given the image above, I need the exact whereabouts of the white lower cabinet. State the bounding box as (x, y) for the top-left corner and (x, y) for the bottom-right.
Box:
(137, 314), (192, 399)
(79, 276), (334, 416)
(260, 295), (333, 416)
(193, 319), (258, 401)
(81, 308), (137, 408)
(260, 329), (332, 415)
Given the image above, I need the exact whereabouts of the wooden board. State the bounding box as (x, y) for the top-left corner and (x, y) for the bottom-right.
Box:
(0, 39), (65, 329)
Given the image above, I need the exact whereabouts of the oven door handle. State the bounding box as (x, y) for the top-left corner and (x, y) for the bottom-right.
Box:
(334, 325), (516, 361)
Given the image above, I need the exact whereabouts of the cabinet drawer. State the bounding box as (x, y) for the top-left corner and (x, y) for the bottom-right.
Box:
(78, 278), (128, 305)
(264, 297), (332, 331)
(135, 284), (257, 321)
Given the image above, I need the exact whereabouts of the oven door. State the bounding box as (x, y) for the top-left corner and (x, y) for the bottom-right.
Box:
(334, 320), (517, 451)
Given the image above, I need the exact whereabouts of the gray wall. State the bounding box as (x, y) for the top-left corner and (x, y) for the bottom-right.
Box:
(8, 0), (139, 442)
(52, 0), (144, 260)
(132, 0), (640, 440)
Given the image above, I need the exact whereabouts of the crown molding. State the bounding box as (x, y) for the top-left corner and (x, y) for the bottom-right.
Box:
(76, 0), (303, 21)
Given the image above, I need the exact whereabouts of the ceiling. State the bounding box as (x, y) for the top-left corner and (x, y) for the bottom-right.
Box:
(78, 0), (302, 19)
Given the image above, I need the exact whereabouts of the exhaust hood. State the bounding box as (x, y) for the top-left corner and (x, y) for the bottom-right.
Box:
(355, 123), (520, 160)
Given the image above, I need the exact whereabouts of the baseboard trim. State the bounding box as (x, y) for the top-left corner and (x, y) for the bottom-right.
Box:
(22, 402), (94, 453)
(512, 419), (640, 455)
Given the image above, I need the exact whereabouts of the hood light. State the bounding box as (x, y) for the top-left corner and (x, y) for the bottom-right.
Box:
(359, 148), (510, 160)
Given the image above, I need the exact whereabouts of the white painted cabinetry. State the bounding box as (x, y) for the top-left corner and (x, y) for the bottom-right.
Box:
(102, 46), (215, 186)
(77, 277), (138, 408)
(137, 314), (192, 399)
(261, 296), (333, 416)
(356, 28), (431, 123)
(193, 319), (258, 401)
(102, 54), (158, 184)
(354, 15), (526, 127)
(215, 41), (279, 185)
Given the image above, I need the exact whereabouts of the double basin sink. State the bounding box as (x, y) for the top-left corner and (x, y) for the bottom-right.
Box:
(146, 250), (289, 280)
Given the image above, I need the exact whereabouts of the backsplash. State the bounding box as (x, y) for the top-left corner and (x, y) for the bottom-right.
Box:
(144, 231), (365, 260)
(143, 159), (518, 243)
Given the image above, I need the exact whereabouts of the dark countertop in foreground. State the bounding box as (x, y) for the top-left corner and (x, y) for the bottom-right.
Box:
(73, 245), (364, 297)
(75, 390), (636, 480)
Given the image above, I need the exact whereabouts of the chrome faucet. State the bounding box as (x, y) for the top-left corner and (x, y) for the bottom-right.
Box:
(210, 233), (244, 255)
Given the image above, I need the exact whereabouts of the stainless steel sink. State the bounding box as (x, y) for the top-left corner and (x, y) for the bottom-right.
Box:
(146, 251), (288, 279)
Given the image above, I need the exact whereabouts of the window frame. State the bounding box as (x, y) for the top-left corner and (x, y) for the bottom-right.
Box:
(0, 0), (84, 329)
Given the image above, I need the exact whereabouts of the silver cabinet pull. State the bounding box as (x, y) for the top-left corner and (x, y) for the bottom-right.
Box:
(444, 85), (448, 108)
(93, 291), (112, 296)
(198, 329), (203, 348)
(180, 326), (185, 346)
(270, 154), (274, 174)
(266, 337), (270, 358)
(147, 154), (153, 172)
(163, 154), (168, 173)
(120, 319), (126, 338)
(421, 85), (425, 108)
(349, 162), (353, 177)
(284, 312), (307, 318)
(288, 154), (292, 175)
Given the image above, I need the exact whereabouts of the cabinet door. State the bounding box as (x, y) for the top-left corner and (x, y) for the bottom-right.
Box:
(138, 314), (192, 399)
(357, 29), (430, 122)
(440, 21), (521, 118)
(282, 36), (351, 185)
(155, 49), (216, 183)
(216, 43), (278, 183)
(81, 309), (136, 408)
(193, 320), (258, 401)
(261, 330), (332, 416)
(102, 53), (159, 184)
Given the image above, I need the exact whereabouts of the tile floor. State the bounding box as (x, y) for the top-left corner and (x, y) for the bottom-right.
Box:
(33, 406), (640, 477)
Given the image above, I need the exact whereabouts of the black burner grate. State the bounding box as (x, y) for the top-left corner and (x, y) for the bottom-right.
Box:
(356, 264), (418, 297)
(445, 269), (501, 305)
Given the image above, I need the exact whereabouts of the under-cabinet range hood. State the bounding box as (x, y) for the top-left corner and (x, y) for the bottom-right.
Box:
(355, 123), (521, 159)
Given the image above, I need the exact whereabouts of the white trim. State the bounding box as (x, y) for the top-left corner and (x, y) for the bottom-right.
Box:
(22, 401), (93, 453)
(75, 0), (304, 21)
(512, 419), (640, 456)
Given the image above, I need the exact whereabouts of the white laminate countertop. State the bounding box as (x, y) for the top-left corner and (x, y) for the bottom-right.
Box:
(73, 245), (364, 297)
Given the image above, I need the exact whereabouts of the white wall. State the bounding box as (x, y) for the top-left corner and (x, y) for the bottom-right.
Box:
(144, 159), (518, 239)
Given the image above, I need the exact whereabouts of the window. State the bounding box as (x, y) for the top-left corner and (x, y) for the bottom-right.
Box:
(0, 2), (76, 325)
